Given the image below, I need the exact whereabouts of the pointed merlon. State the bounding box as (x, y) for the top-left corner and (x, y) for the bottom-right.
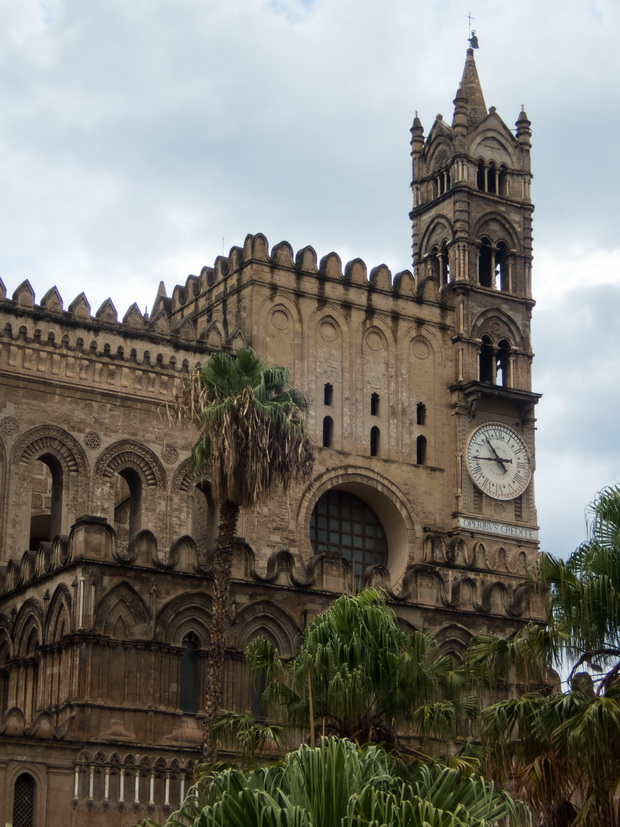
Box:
(68, 292), (91, 320)
(458, 47), (487, 127)
(12, 279), (35, 308)
(151, 280), (168, 317)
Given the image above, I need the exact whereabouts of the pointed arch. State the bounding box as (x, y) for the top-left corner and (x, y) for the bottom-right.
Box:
(94, 582), (150, 639)
(45, 585), (72, 644)
(418, 214), (454, 258)
(232, 601), (300, 657)
(154, 593), (212, 645)
(14, 600), (44, 657)
(471, 307), (525, 349)
(472, 212), (520, 252)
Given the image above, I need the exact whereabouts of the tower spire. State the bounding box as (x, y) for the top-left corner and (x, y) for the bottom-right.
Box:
(457, 48), (487, 127)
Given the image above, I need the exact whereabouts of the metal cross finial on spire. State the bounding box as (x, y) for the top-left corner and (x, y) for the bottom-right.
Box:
(466, 12), (479, 48)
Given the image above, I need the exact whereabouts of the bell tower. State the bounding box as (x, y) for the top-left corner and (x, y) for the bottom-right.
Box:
(411, 46), (541, 551)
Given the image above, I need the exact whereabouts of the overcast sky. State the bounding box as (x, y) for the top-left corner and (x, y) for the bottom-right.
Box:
(0, 0), (618, 560)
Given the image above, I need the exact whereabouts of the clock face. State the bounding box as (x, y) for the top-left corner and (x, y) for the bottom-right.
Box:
(466, 423), (532, 501)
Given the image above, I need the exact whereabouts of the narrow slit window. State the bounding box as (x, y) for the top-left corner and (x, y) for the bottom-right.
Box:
(416, 435), (427, 466)
(323, 383), (333, 406)
(416, 402), (426, 426)
(322, 416), (333, 448)
(370, 426), (380, 457)
(370, 393), (380, 416)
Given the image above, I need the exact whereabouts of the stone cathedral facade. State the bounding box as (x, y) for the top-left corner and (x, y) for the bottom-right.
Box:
(0, 49), (543, 826)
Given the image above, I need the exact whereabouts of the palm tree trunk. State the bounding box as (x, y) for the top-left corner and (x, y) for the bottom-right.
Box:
(203, 498), (239, 762)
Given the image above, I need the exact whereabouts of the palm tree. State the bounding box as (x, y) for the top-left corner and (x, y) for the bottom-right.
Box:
(539, 484), (620, 691)
(471, 486), (620, 825)
(142, 737), (527, 827)
(179, 347), (314, 761)
(246, 589), (476, 749)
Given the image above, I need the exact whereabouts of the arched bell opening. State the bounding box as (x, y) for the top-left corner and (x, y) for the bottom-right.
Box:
(478, 237), (493, 287)
(479, 335), (495, 383)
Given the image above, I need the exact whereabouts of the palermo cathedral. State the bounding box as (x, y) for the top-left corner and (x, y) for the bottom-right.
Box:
(0, 47), (543, 826)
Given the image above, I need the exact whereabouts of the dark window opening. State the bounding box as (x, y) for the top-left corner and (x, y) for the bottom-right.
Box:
(114, 467), (142, 544)
(487, 161), (497, 194)
(13, 773), (35, 827)
(416, 403), (426, 426)
(370, 426), (380, 457)
(322, 416), (333, 448)
(498, 165), (507, 196)
(416, 435), (427, 466)
(496, 241), (509, 291)
(440, 242), (449, 285)
(310, 489), (388, 590)
(323, 383), (333, 406)
(476, 159), (486, 191)
(180, 633), (199, 714)
(496, 339), (511, 387)
(370, 393), (380, 416)
(479, 335), (494, 383)
(29, 454), (63, 550)
(478, 238), (493, 288)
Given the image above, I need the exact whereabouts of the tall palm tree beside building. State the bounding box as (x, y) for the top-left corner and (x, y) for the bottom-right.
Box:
(179, 346), (314, 761)
(474, 485), (620, 826)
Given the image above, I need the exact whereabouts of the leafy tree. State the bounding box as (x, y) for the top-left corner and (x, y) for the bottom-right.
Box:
(179, 347), (314, 760)
(142, 737), (527, 827)
(247, 589), (476, 748)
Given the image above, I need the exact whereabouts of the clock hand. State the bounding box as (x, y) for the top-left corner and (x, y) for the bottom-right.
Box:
(484, 438), (509, 474)
(472, 454), (512, 464)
